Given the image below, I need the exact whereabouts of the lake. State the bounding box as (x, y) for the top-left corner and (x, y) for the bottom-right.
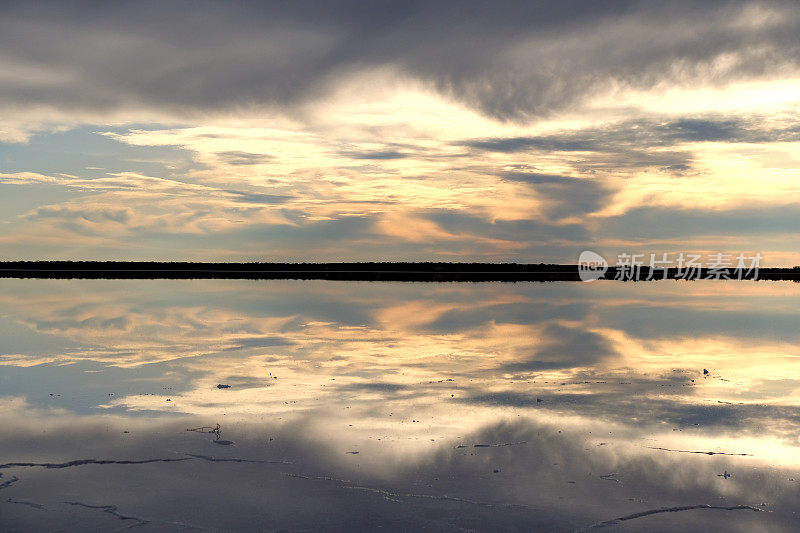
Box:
(1, 279), (798, 531)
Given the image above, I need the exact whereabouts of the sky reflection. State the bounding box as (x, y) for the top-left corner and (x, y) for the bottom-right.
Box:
(1, 279), (799, 530)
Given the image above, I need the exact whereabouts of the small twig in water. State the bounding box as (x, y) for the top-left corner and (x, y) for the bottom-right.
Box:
(599, 473), (621, 484)
(645, 446), (751, 456)
(64, 501), (149, 526)
(0, 476), (20, 490)
(584, 504), (762, 530)
(186, 424), (221, 439)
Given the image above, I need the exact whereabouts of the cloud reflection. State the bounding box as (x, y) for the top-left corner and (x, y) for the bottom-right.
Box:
(1, 279), (800, 529)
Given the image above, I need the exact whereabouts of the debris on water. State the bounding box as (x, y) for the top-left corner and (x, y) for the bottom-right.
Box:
(166, 399), (171, 401)
(346, 451), (359, 454)
(187, 424), (220, 433)
(0, 476), (20, 490)
(471, 441), (527, 448)
(586, 503), (762, 529)
(718, 471), (732, 479)
(213, 440), (234, 446)
(493, 469), (500, 473)
(217, 384), (231, 389)
(64, 501), (149, 526)
(187, 424), (222, 440)
(703, 368), (709, 375)
(7, 498), (45, 510)
(646, 446), (751, 456)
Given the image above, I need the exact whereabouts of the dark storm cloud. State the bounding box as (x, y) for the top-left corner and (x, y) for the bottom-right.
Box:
(1, 1), (799, 120)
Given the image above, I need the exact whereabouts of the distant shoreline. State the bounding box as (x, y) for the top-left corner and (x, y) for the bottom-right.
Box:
(0, 262), (798, 281)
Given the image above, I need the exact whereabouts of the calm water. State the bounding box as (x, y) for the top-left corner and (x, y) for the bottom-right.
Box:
(1, 279), (799, 531)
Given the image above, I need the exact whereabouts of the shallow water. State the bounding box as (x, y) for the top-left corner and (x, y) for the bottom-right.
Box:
(1, 279), (799, 531)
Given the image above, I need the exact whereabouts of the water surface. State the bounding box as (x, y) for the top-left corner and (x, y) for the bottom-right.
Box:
(1, 279), (799, 531)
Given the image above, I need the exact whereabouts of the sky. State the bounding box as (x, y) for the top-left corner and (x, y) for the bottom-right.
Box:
(1, 1), (799, 264)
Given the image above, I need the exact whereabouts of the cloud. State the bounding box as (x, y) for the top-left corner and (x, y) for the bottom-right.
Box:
(224, 336), (296, 351)
(28, 205), (132, 224)
(339, 149), (408, 160)
(0, 1), (799, 130)
(460, 116), (800, 175)
(601, 204), (800, 239)
(223, 190), (294, 205)
(216, 151), (274, 166)
(2, 3), (800, 262)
